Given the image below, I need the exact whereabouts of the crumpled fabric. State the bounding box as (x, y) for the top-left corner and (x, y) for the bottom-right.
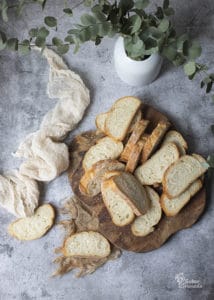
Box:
(0, 48), (90, 217)
(0, 170), (39, 217)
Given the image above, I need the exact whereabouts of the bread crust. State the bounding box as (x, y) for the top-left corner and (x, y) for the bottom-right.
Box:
(125, 140), (145, 173)
(141, 120), (171, 163)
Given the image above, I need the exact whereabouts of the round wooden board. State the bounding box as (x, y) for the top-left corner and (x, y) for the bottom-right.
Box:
(68, 104), (206, 253)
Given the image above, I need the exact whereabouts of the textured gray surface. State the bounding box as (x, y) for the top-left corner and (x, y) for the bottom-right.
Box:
(0, 1), (214, 299)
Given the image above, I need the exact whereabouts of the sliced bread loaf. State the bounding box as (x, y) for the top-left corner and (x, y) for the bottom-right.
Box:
(141, 120), (171, 162)
(105, 96), (142, 141)
(110, 171), (150, 216)
(135, 142), (180, 185)
(101, 178), (135, 226)
(8, 204), (55, 240)
(82, 137), (123, 171)
(120, 119), (149, 162)
(162, 130), (187, 155)
(63, 231), (111, 258)
(128, 110), (142, 133)
(125, 139), (145, 173)
(160, 179), (202, 216)
(163, 154), (209, 198)
(79, 159), (125, 197)
(131, 187), (162, 237)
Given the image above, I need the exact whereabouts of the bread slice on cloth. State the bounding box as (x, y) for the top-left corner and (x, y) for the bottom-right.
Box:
(163, 154), (209, 198)
(162, 130), (187, 155)
(8, 204), (55, 240)
(79, 159), (125, 196)
(82, 137), (123, 171)
(135, 142), (180, 185)
(160, 179), (202, 216)
(63, 231), (110, 258)
(95, 112), (108, 133)
(105, 96), (142, 141)
(131, 187), (162, 237)
(120, 120), (149, 162)
(141, 120), (170, 162)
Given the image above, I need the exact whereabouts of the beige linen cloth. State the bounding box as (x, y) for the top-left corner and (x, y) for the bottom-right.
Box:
(0, 48), (90, 217)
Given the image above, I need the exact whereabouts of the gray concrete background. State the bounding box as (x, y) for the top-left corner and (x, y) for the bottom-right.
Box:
(0, 1), (213, 299)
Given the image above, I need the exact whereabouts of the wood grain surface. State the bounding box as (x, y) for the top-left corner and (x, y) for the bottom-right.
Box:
(68, 104), (206, 253)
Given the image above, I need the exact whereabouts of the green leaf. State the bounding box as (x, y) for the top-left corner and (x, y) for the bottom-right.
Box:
(206, 81), (213, 93)
(7, 38), (18, 51)
(188, 41), (202, 60)
(119, 0), (134, 14)
(57, 44), (69, 55)
(207, 154), (214, 168)
(158, 19), (169, 32)
(80, 14), (96, 25)
(63, 8), (73, 16)
(163, 0), (169, 9)
(155, 6), (164, 19)
(38, 27), (49, 38)
(98, 22), (112, 36)
(184, 61), (196, 76)
(164, 7), (174, 16)
(19, 39), (30, 54)
(0, 31), (7, 50)
(35, 36), (46, 47)
(52, 37), (63, 46)
(64, 35), (74, 44)
(78, 28), (92, 42)
(95, 36), (102, 45)
(135, 0), (149, 9)
(67, 29), (80, 35)
(1, 0), (8, 22)
(84, 0), (94, 7)
(162, 45), (177, 61)
(29, 28), (38, 38)
(44, 16), (57, 27)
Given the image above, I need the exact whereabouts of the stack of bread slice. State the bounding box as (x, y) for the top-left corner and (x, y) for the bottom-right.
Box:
(78, 96), (208, 242)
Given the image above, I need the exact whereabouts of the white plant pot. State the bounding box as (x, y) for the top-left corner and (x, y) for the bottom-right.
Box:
(114, 37), (163, 87)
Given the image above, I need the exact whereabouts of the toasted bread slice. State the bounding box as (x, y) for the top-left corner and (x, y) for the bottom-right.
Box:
(110, 171), (150, 216)
(95, 112), (108, 133)
(82, 137), (123, 171)
(120, 120), (149, 162)
(101, 178), (135, 226)
(135, 143), (180, 185)
(8, 204), (55, 240)
(160, 179), (202, 216)
(141, 120), (170, 163)
(163, 154), (209, 198)
(131, 187), (162, 237)
(105, 96), (142, 141)
(128, 110), (142, 133)
(103, 170), (121, 180)
(79, 159), (125, 197)
(162, 130), (187, 155)
(63, 231), (111, 258)
(125, 139), (145, 173)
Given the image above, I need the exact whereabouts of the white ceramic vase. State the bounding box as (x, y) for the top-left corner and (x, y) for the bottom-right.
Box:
(114, 37), (163, 87)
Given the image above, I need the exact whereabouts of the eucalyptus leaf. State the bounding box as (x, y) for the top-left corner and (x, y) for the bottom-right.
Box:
(57, 44), (69, 55)
(163, 0), (169, 9)
(29, 28), (38, 38)
(80, 14), (96, 25)
(19, 39), (30, 54)
(164, 7), (174, 16)
(38, 27), (49, 38)
(52, 37), (63, 46)
(35, 36), (46, 47)
(64, 35), (74, 44)
(0, 31), (7, 50)
(44, 16), (57, 28)
(162, 45), (177, 61)
(206, 81), (213, 93)
(119, 0), (134, 14)
(1, 0), (8, 22)
(135, 0), (149, 9)
(158, 19), (169, 32)
(184, 61), (196, 76)
(7, 38), (18, 51)
(188, 40), (202, 60)
(63, 8), (73, 16)
(84, 0), (94, 7)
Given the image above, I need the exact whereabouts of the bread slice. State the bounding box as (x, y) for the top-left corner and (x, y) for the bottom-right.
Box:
(160, 179), (202, 216)
(141, 120), (171, 162)
(163, 154), (209, 198)
(111, 172), (150, 216)
(79, 159), (125, 197)
(125, 139), (145, 173)
(162, 130), (187, 155)
(101, 178), (135, 226)
(131, 187), (162, 237)
(82, 137), (123, 171)
(128, 110), (142, 133)
(95, 112), (108, 133)
(120, 120), (149, 162)
(105, 96), (142, 141)
(135, 142), (180, 185)
(8, 204), (55, 240)
(63, 231), (111, 258)
(103, 170), (121, 180)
